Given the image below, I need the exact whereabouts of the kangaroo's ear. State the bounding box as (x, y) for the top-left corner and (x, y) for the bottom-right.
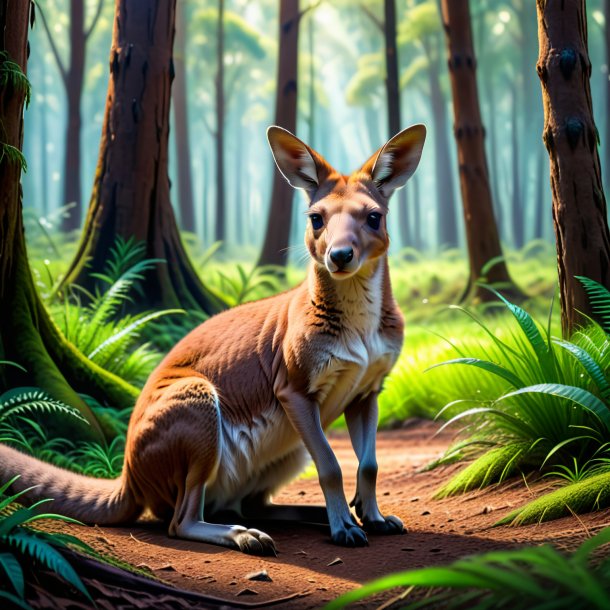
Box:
(267, 126), (331, 195)
(360, 124), (427, 199)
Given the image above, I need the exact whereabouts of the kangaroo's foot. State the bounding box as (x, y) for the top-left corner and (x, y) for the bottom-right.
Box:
(173, 520), (277, 556)
(350, 492), (406, 535)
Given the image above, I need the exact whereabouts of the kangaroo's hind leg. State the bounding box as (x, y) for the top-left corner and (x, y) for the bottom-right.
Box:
(129, 373), (277, 556)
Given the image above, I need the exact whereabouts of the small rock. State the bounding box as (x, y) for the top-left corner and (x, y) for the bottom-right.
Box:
(410, 497), (419, 502)
(327, 557), (343, 566)
(482, 506), (494, 514)
(317, 587), (328, 592)
(236, 588), (258, 596)
(383, 491), (390, 496)
(401, 547), (415, 552)
(135, 563), (152, 571)
(246, 570), (272, 582)
(298, 490), (306, 496)
(307, 578), (316, 583)
(421, 510), (431, 516)
(154, 564), (176, 572)
(447, 518), (454, 522)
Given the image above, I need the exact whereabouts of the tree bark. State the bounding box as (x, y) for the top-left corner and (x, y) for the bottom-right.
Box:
(0, 1), (137, 441)
(536, 0), (610, 336)
(440, 0), (521, 303)
(214, 0), (226, 245)
(172, 0), (196, 233)
(605, 0), (610, 190)
(61, 0), (225, 314)
(258, 0), (300, 267)
(533, 145), (546, 240)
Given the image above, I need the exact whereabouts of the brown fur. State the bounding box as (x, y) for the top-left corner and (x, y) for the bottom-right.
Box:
(0, 124), (426, 555)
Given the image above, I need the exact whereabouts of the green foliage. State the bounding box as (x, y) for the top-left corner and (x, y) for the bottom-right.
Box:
(577, 276), (610, 334)
(498, 471), (610, 526)
(192, 8), (266, 59)
(0, 51), (31, 107)
(214, 264), (284, 307)
(67, 436), (124, 478)
(53, 237), (182, 386)
(326, 527), (610, 610)
(0, 476), (93, 605)
(429, 293), (610, 499)
(0, 143), (27, 172)
(345, 53), (384, 106)
(398, 2), (441, 46)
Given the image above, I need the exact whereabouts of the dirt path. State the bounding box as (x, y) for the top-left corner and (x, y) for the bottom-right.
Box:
(45, 421), (610, 609)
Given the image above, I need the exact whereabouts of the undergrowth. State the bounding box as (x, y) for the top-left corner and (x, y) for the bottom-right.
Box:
(327, 526), (610, 610)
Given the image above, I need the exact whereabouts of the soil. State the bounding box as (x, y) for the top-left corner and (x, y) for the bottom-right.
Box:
(34, 420), (610, 609)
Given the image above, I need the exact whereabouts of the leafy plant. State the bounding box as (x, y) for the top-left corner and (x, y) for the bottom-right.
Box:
(0, 476), (93, 607)
(428, 288), (610, 500)
(52, 237), (183, 386)
(67, 436), (124, 479)
(327, 527), (610, 610)
(214, 263), (285, 307)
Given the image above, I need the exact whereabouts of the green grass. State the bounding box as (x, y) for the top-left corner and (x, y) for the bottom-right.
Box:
(326, 526), (610, 610)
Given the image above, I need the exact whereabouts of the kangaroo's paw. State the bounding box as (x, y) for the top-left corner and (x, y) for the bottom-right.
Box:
(331, 522), (368, 547)
(362, 514), (405, 535)
(232, 527), (278, 556)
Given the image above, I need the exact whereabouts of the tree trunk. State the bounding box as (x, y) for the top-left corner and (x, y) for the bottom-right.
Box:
(258, 0), (300, 267)
(439, 0), (521, 303)
(533, 146), (546, 240)
(425, 35), (458, 249)
(510, 86), (524, 248)
(59, 0), (85, 232)
(384, 0), (400, 137)
(0, 1), (137, 441)
(536, 0), (610, 336)
(214, 0), (226, 245)
(61, 0), (225, 314)
(602, 0), (610, 191)
(172, 0), (196, 233)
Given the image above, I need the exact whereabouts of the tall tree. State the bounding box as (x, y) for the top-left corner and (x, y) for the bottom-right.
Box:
(215, 0), (226, 244)
(605, 0), (610, 188)
(399, 1), (458, 249)
(173, 0), (196, 233)
(536, 0), (610, 335)
(258, 0), (301, 267)
(0, 0), (136, 441)
(439, 0), (521, 302)
(38, 0), (104, 232)
(61, 0), (225, 314)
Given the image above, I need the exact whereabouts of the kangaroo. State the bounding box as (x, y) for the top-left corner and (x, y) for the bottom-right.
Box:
(1, 124), (426, 555)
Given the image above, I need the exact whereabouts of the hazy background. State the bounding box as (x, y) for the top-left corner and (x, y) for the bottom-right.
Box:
(21, 0), (609, 262)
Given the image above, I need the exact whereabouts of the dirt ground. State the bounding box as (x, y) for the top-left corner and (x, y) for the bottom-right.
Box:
(40, 420), (610, 609)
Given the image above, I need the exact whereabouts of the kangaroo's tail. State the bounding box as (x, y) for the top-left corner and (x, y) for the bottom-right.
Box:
(0, 444), (141, 524)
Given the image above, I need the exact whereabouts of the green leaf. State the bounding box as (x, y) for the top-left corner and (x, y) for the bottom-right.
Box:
(426, 358), (525, 390)
(6, 532), (92, 601)
(554, 339), (610, 400)
(0, 552), (24, 598)
(497, 384), (610, 432)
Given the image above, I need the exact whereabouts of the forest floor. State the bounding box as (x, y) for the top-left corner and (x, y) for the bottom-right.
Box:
(34, 420), (610, 609)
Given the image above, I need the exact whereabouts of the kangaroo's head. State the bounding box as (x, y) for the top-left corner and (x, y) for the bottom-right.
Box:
(267, 125), (426, 280)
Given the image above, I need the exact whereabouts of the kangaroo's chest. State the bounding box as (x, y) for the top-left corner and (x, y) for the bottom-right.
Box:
(310, 328), (398, 428)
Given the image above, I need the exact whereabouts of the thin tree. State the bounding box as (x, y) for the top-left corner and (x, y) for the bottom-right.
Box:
(0, 0), (136, 441)
(535, 0), (610, 335)
(38, 0), (104, 232)
(173, 0), (196, 233)
(61, 0), (225, 314)
(215, 0), (226, 244)
(258, 0), (301, 267)
(439, 0), (521, 302)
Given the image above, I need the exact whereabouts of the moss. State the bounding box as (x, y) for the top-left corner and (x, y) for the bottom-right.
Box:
(496, 471), (610, 526)
(434, 444), (529, 499)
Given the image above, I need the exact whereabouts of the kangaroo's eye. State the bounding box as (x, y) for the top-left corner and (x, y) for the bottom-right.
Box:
(367, 213), (381, 230)
(310, 214), (324, 230)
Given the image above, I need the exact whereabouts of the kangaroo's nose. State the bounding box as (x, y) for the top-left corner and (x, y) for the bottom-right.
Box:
(330, 246), (354, 269)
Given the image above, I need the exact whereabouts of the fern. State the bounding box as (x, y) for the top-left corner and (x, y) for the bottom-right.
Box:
(0, 388), (87, 426)
(577, 276), (610, 334)
(0, 52), (31, 107)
